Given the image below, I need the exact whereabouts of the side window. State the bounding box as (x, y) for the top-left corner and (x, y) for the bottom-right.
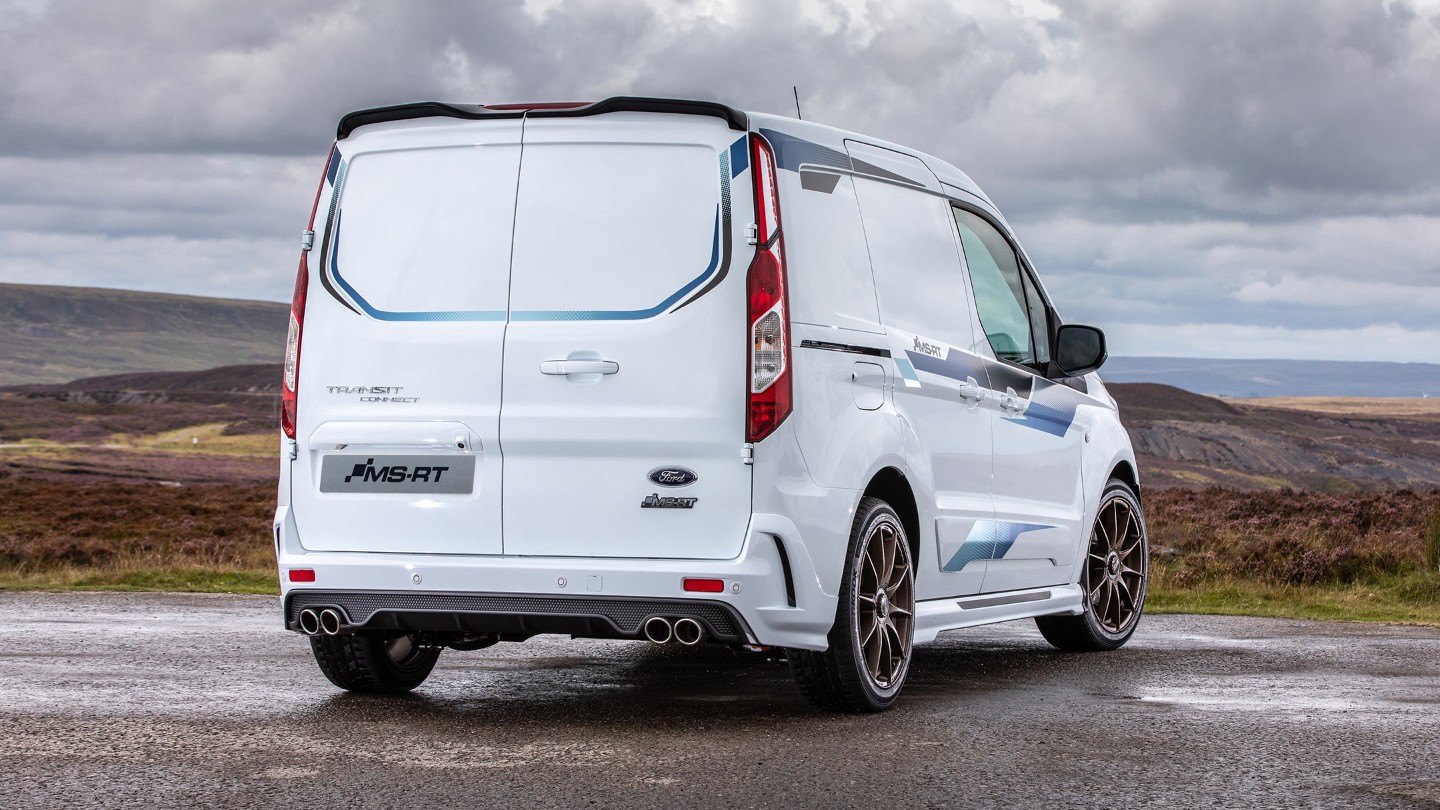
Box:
(952, 207), (1049, 367)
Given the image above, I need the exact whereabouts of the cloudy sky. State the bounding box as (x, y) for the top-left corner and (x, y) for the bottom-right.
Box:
(1, 0), (1437, 361)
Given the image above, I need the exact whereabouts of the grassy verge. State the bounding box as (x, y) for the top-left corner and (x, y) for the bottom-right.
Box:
(0, 564), (277, 594)
(1147, 570), (1440, 624)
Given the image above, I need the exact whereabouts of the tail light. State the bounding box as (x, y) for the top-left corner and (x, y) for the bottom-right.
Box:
(282, 145), (334, 439)
(746, 133), (792, 442)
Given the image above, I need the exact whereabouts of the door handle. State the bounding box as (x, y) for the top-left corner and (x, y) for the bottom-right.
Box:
(540, 360), (619, 375)
(1001, 387), (1025, 413)
(958, 377), (984, 409)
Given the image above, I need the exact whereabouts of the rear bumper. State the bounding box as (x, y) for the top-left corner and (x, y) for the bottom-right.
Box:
(286, 590), (751, 642)
(274, 506), (840, 650)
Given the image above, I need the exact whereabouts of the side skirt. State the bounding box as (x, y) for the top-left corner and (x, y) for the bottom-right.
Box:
(912, 584), (1085, 644)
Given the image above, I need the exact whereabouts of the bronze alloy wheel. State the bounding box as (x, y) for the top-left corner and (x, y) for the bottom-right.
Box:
(855, 514), (915, 688)
(1085, 493), (1147, 635)
(1035, 479), (1149, 651)
(788, 496), (916, 712)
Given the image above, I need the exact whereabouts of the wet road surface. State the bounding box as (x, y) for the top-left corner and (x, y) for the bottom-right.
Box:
(1, 592), (1438, 808)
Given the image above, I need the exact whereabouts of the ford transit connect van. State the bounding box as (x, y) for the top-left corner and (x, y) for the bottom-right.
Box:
(275, 97), (1148, 711)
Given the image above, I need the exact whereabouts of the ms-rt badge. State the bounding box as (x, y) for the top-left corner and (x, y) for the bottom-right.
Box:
(320, 455), (475, 494)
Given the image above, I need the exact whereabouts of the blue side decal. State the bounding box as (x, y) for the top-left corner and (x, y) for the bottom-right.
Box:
(324, 149), (341, 186)
(1001, 378), (1080, 438)
(905, 349), (1082, 437)
(328, 211), (505, 322)
(729, 136), (748, 178)
(943, 537), (992, 572)
(943, 520), (1051, 572)
(511, 211), (720, 321)
(893, 356), (921, 388)
(757, 128), (852, 174)
(905, 349), (986, 387)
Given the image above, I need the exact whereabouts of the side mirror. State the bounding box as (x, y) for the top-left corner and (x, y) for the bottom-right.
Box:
(1051, 324), (1107, 378)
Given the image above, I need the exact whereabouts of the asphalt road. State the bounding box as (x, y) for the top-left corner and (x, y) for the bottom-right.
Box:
(2, 593), (1438, 809)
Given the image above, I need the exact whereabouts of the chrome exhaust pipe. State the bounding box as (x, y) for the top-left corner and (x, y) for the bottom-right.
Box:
(642, 616), (673, 644)
(318, 608), (344, 636)
(298, 608), (321, 636)
(673, 617), (704, 646)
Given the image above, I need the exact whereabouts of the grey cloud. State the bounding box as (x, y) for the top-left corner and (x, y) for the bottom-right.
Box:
(1, 0), (1437, 361)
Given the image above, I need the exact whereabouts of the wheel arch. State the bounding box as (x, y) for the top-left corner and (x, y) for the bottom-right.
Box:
(860, 466), (921, 565)
(1108, 459), (1141, 503)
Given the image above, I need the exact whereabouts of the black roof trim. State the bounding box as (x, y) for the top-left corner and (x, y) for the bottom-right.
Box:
(337, 96), (747, 140)
(337, 102), (521, 140)
(526, 97), (747, 130)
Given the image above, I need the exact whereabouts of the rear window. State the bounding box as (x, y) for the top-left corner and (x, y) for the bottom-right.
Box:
(332, 145), (519, 316)
(507, 142), (721, 317)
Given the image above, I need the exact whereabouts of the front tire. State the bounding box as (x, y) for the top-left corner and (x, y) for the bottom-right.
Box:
(789, 496), (916, 712)
(310, 632), (441, 693)
(1036, 479), (1149, 651)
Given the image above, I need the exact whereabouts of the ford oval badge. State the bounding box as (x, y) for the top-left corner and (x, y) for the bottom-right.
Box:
(648, 467), (698, 488)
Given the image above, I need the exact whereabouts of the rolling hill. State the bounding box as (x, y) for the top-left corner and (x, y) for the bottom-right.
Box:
(0, 283), (287, 386)
(3, 361), (1438, 491)
(1101, 356), (1440, 398)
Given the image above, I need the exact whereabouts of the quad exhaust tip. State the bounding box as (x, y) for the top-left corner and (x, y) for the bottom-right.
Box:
(643, 616), (673, 644)
(298, 607), (321, 636)
(318, 608), (344, 636)
(643, 616), (706, 645)
(673, 617), (704, 646)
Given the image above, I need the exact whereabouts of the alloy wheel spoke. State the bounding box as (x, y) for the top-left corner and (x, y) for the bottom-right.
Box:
(865, 622), (884, 676)
(1116, 506), (1133, 554)
(860, 614), (880, 647)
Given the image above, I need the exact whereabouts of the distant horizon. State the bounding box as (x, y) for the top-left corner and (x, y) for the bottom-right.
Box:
(4, 279), (1440, 369)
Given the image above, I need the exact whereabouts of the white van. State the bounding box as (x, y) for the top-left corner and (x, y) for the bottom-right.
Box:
(275, 97), (1148, 711)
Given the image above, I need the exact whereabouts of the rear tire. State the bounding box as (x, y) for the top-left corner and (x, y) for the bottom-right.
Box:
(309, 632), (441, 693)
(1036, 479), (1148, 651)
(788, 497), (915, 712)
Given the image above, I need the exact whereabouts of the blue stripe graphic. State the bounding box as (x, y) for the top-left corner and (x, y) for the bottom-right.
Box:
(1001, 379), (1080, 437)
(905, 349), (1082, 437)
(511, 211), (720, 321)
(905, 349), (986, 388)
(943, 520), (1052, 572)
(729, 136), (749, 178)
(328, 211), (505, 322)
(758, 128), (852, 174)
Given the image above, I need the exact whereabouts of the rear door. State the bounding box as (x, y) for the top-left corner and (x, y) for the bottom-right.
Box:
(290, 120), (521, 555)
(500, 115), (752, 559)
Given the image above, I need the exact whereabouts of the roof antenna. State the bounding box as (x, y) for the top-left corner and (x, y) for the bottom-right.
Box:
(792, 86), (803, 120)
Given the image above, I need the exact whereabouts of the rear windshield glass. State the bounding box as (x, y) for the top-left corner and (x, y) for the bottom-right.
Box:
(507, 142), (721, 316)
(331, 145), (519, 316)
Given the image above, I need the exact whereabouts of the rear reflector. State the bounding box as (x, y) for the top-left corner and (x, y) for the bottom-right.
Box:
(683, 577), (725, 593)
(288, 569), (316, 583)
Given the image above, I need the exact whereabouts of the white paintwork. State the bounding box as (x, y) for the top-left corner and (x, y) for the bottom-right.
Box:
(277, 103), (1140, 653)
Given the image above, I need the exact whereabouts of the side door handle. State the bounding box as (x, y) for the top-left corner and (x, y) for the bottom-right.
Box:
(540, 360), (619, 376)
(1000, 386), (1025, 413)
(957, 377), (985, 409)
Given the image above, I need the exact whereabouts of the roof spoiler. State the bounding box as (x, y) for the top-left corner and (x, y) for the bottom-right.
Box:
(337, 96), (749, 140)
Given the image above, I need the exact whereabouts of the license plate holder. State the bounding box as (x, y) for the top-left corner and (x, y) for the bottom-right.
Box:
(319, 454), (476, 494)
